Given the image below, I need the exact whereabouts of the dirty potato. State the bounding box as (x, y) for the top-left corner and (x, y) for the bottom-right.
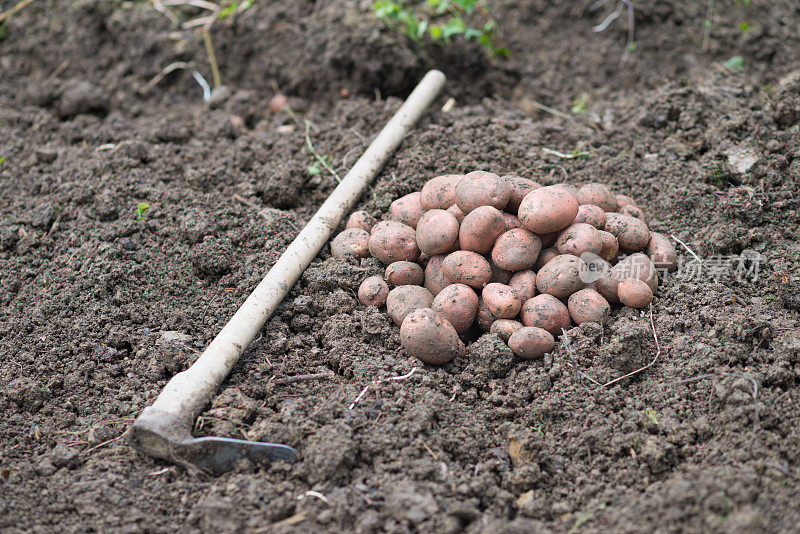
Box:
(618, 279), (654, 308)
(503, 175), (541, 213)
(459, 205), (505, 254)
(518, 186), (579, 234)
(386, 285), (434, 325)
(357, 276), (390, 307)
(482, 283), (522, 319)
(573, 204), (607, 229)
(490, 319), (523, 342)
(520, 294), (571, 337)
(509, 270), (537, 302)
(331, 228), (370, 259)
(556, 223), (603, 257)
(508, 327), (555, 359)
(389, 191), (426, 228)
(400, 308), (465, 364)
(535, 253), (587, 299)
(369, 220), (420, 264)
(419, 174), (464, 210)
(604, 213), (651, 251)
(567, 288), (611, 324)
(491, 228), (542, 271)
(577, 182), (618, 212)
(385, 261), (424, 287)
(454, 170), (511, 213)
(647, 232), (678, 272)
(345, 210), (376, 233)
(424, 254), (451, 296)
(416, 209), (460, 256)
(432, 283), (480, 334)
(442, 250), (493, 289)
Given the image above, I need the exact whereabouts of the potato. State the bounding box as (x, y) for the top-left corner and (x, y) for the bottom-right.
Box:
(447, 204), (466, 223)
(345, 210), (376, 233)
(520, 294), (571, 337)
(518, 186), (579, 234)
(476, 299), (494, 331)
(442, 251), (492, 289)
(535, 254), (587, 299)
(598, 230), (619, 261)
(509, 270), (537, 302)
(556, 223), (603, 257)
(647, 232), (678, 272)
(369, 221), (420, 264)
(432, 283), (479, 334)
(490, 319), (523, 342)
(552, 183), (581, 199)
(489, 258), (512, 284)
(604, 213), (651, 251)
(502, 212), (522, 231)
(459, 205), (505, 254)
(419, 174), (464, 210)
(416, 209), (460, 256)
(574, 204), (607, 229)
(385, 261), (424, 287)
(389, 192), (426, 229)
(331, 228), (370, 259)
(358, 276), (390, 307)
(503, 175), (541, 213)
(454, 170), (511, 213)
(577, 183), (618, 212)
(400, 308), (465, 364)
(596, 253), (657, 303)
(482, 283), (522, 319)
(386, 285), (434, 325)
(567, 288), (611, 324)
(535, 247), (559, 270)
(491, 228), (542, 271)
(508, 327), (555, 359)
(424, 254), (451, 296)
(620, 204), (646, 221)
(615, 194), (637, 209)
(618, 279), (654, 309)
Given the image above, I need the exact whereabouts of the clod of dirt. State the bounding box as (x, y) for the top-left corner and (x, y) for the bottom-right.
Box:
(57, 81), (109, 119)
(48, 443), (80, 469)
(605, 317), (655, 375)
(189, 236), (234, 277)
(302, 422), (357, 484)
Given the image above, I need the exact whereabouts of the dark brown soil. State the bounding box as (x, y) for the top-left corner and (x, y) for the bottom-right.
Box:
(2, 1), (799, 532)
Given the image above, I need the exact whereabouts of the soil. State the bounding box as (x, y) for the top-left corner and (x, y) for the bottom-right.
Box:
(1, 0), (799, 532)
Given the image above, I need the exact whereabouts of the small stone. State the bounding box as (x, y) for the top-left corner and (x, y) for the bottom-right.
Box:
(35, 147), (58, 163)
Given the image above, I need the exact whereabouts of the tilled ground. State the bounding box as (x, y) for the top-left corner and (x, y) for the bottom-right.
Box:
(1, 1), (799, 532)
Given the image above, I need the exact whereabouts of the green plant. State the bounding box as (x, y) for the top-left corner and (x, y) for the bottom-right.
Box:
(571, 93), (589, 114)
(373, 0), (508, 57)
(723, 55), (744, 70)
(0, 157), (5, 165)
(135, 202), (150, 221)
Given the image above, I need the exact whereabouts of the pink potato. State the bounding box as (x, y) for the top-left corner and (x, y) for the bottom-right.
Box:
(416, 209), (460, 256)
(615, 194), (637, 209)
(369, 221), (420, 264)
(491, 228), (542, 271)
(459, 205), (505, 254)
(520, 294), (571, 337)
(508, 327), (555, 359)
(476, 299), (494, 331)
(482, 283), (522, 319)
(454, 171), (511, 213)
(598, 230), (619, 261)
(386, 285), (434, 325)
(400, 308), (465, 365)
(424, 254), (451, 296)
(442, 251), (492, 290)
(577, 183), (619, 212)
(556, 223), (603, 257)
(574, 204), (607, 229)
(620, 204), (646, 222)
(535, 247), (559, 270)
(509, 270), (537, 302)
(345, 210), (376, 233)
(358, 276), (390, 307)
(419, 174), (464, 210)
(503, 175), (541, 213)
(389, 192), (426, 229)
(447, 204), (466, 223)
(567, 288), (611, 324)
(331, 228), (371, 259)
(518, 186), (579, 234)
(535, 254), (587, 299)
(618, 279), (654, 309)
(604, 213), (651, 252)
(490, 319), (523, 342)
(501, 212), (522, 231)
(432, 283), (479, 334)
(647, 232), (678, 272)
(595, 252), (658, 303)
(385, 261), (424, 287)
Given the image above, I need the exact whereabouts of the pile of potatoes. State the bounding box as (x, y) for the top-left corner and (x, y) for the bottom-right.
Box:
(331, 171), (677, 365)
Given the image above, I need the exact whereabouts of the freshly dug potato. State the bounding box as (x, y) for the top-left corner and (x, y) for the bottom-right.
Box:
(369, 221), (420, 264)
(577, 183), (618, 212)
(598, 230), (619, 261)
(539, 231), (560, 249)
(574, 204), (607, 229)
(346, 210), (376, 232)
(490, 319), (523, 342)
(567, 288), (611, 324)
(620, 204), (645, 221)
(389, 192), (426, 228)
(535, 247), (559, 270)
(595, 271), (620, 304)
(618, 279), (654, 308)
(432, 283), (479, 334)
(331, 228), (370, 259)
(447, 204), (466, 223)
(615, 194), (637, 209)
(491, 228), (542, 271)
(400, 308), (465, 364)
(556, 223), (603, 257)
(454, 170), (511, 213)
(419, 174), (464, 210)
(489, 259), (512, 284)
(520, 294), (571, 337)
(502, 213), (522, 231)
(416, 209), (460, 256)
(508, 327), (555, 359)
(605, 213), (651, 251)
(442, 250), (492, 289)
(459, 205), (505, 254)
(476, 300), (494, 331)
(386, 285), (434, 325)
(518, 186), (579, 234)
(509, 270), (537, 302)
(358, 276), (390, 307)
(504, 175), (541, 213)
(596, 252), (657, 303)
(647, 232), (678, 272)
(536, 254), (587, 299)
(385, 261), (424, 287)
(424, 254), (451, 296)
(483, 283), (522, 319)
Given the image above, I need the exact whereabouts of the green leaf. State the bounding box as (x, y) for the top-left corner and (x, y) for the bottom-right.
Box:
(416, 19), (428, 40)
(429, 24), (443, 40)
(0, 157), (5, 165)
(135, 202), (150, 221)
(218, 2), (239, 19)
(463, 27), (482, 40)
(492, 46), (510, 58)
(442, 15), (466, 39)
(724, 55), (744, 69)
